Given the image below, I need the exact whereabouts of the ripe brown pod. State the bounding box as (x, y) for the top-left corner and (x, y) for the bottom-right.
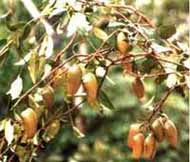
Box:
(132, 133), (144, 159)
(52, 67), (67, 88)
(83, 72), (98, 106)
(117, 32), (129, 55)
(132, 77), (145, 99)
(143, 133), (157, 160)
(41, 85), (54, 109)
(164, 119), (178, 148)
(67, 64), (82, 96)
(152, 118), (165, 142)
(21, 108), (38, 139)
(127, 123), (141, 148)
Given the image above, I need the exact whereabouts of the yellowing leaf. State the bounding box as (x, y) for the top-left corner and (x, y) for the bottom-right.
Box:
(5, 119), (14, 145)
(0, 119), (6, 132)
(93, 27), (108, 41)
(7, 75), (23, 100)
(28, 51), (46, 84)
(28, 51), (37, 83)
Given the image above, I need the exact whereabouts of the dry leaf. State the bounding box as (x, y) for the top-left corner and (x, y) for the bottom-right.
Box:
(45, 36), (54, 58)
(5, 119), (14, 145)
(7, 75), (23, 100)
(28, 51), (46, 83)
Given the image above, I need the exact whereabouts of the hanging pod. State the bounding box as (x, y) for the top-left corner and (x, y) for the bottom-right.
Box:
(143, 133), (157, 160)
(117, 32), (130, 55)
(41, 85), (54, 109)
(66, 64), (82, 96)
(52, 67), (67, 88)
(21, 108), (38, 139)
(127, 123), (141, 148)
(83, 72), (98, 106)
(164, 119), (178, 148)
(132, 77), (145, 99)
(132, 133), (145, 159)
(152, 118), (165, 142)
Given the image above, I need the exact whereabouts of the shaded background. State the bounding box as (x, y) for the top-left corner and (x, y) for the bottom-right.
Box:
(0, 0), (189, 162)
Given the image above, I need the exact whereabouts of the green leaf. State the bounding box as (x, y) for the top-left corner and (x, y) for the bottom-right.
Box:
(157, 25), (176, 39)
(0, 39), (7, 46)
(6, 22), (25, 31)
(99, 90), (115, 110)
(21, 24), (31, 40)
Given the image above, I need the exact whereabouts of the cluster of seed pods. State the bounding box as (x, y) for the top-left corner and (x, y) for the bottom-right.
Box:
(19, 64), (99, 139)
(127, 115), (178, 159)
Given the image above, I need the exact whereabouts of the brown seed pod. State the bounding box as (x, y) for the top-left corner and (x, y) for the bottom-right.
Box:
(127, 123), (141, 148)
(152, 118), (165, 142)
(132, 133), (145, 159)
(164, 119), (178, 148)
(143, 133), (157, 160)
(52, 67), (67, 88)
(132, 77), (145, 99)
(21, 108), (38, 139)
(67, 64), (82, 96)
(41, 85), (54, 109)
(83, 72), (98, 106)
(117, 32), (129, 55)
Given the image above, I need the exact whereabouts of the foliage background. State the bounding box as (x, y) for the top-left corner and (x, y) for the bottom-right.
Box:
(0, 0), (189, 162)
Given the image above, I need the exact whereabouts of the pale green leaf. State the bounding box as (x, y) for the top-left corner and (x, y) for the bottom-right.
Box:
(93, 27), (108, 41)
